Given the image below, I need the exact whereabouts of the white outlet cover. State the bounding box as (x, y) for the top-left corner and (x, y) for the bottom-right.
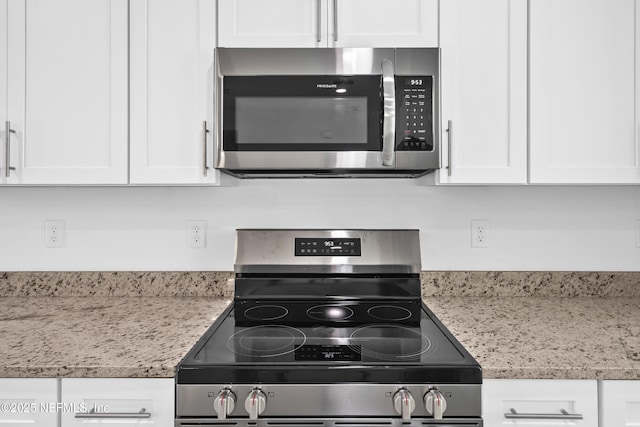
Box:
(188, 220), (207, 248)
(45, 220), (65, 248)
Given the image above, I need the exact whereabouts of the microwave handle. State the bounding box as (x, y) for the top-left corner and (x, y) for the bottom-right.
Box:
(381, 60), (395, 167)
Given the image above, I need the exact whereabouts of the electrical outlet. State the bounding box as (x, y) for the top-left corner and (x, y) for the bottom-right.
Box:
(45, 220), (65, 248)
(637, 219), (640, 248)
(188, 221), (206, 248)
(471, 220), (490, 248)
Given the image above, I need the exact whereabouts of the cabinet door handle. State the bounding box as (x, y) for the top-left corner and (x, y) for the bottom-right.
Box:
(505, 408), (583, 420)
(316, 0), (322, 43)
(5, 121), (16, 178)
(75, 407), (151, 419)
(203, 120), (210, 177)
(333, 0), (338, 42)
(446, 120), (452, 177)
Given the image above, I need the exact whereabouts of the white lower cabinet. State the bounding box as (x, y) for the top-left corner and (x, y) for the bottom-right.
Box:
(483, 379), (598, 426)
(0, 378), (58, 426)
(60, 378), (174, 427)
(600, 380), (640, 426)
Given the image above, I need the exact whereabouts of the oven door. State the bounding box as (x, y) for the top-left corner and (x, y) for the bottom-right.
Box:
(218, 73), (392, 173)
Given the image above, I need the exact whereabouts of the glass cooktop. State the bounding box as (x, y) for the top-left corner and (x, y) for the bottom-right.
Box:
(177, 300), (482, 384)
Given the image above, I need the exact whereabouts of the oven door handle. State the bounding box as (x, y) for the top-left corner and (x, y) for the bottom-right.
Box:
(381, 59), (395, 167)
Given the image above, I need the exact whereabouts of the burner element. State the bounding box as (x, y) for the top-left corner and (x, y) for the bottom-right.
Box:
(244, 305), (289, 321)
(306, 305), (354, 321)
(228, 325), (306, 358)
(368, 305), (413, 321)
(349, 325), (433, 361)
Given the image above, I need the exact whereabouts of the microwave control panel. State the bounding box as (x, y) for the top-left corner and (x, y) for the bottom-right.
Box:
(395, 76), (433, 151)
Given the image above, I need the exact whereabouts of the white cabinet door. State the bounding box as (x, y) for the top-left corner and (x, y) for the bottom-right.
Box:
(130, 0), (219, 184)
(0, 378), (58, 426)
(0, 0), (7, 184)
(218, 0), (327, 47)
(483, 379), (598, 427)
(60, 378), (173, 427)
(332, 0), (438, 47)
(6, 0), (128, 185)
(600, 380), (640, 426)
(439, 0), (527, 184)
(530, 0), (640, 184)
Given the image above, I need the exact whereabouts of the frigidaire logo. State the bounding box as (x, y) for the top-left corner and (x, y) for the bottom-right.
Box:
(317, 84), (338, 88)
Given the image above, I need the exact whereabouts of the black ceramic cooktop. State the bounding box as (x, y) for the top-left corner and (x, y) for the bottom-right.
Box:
(177, 300), (482, 385)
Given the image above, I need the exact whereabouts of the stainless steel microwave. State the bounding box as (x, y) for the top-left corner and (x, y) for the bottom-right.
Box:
(213, 48), (440, 178)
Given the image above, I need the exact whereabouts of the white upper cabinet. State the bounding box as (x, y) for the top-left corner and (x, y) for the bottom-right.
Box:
(0, 0), (7, 184)
(130, 0), (219, 184)
(218, 0), (327, 47)
(6, 0), (128, 184)
(439, 0), (527, 184)
(530, 0), (640, 184)
(332, 0), (437, 47)
(218, 0), (437, 48)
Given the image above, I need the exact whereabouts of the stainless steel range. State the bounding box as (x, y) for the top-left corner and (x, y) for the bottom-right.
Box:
(176, 229), (482, 427)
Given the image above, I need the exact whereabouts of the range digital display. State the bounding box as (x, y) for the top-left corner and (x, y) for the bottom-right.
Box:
(294, 344), (361, 361)
(295, 238), (361, 256)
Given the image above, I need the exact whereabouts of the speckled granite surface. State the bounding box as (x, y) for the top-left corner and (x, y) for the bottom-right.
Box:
(0, 297), (230, 378)
(0, 294), (638, 379)
(1, 271), (638, 297)
(0, 272), (234, 297)
(421, 271), (640, 297)
(0, 271), (638, 379)
(427, 297), (640, 380)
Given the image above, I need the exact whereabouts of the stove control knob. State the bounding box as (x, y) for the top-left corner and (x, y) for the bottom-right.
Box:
(213, 389), (236, 420)
(245, 388), (267, 419)
(393, 388), (415, 420)
(424, 389), (447, 419)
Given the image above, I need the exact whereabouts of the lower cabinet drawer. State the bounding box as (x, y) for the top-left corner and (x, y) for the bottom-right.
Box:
(0, 378), (58, 426)
(482, 379), (598, 427)
(60, 378), (173, 427)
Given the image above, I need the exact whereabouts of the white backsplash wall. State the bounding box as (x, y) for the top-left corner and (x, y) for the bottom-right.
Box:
(0, 179), (639, 271)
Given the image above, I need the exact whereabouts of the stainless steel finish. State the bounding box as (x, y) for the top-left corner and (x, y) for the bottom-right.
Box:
(446, 120), (452, 177)
(381, 59), (396, 167)
(176, 417), (483, 427)
(5, 121), (16, 178)
(392, 389), (415, 420)
(176, 384), (481, 418)
(213, 49), (223, 172)
(221, 151), (387, 171)
(316, 0), (322, 43)
(332, 0), (338, 42)
(424, 389), (447, 420)
(214, 48), (440, 177)
(203, 121), (209, 177)
(213, 389), (236, 420)
(75, 408), (151, 419)
(245, 389), (267, 419)
(216, 48), (395, 76)
(505, 408), (583, 420)
(234, 229), (421, 275)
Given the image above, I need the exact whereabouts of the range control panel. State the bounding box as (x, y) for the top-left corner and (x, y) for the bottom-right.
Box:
(396, 76), (434, 151)
(294, 238), (362, 256)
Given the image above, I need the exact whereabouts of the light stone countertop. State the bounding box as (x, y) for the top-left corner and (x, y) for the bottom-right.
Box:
(427, 297), (640, 380)
(0, 296), (638, 379)
(0, 297), (230, 378)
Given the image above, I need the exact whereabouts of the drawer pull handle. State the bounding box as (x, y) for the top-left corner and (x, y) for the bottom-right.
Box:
(75, 407), (151, 419)
(505, 408), (583, 420)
